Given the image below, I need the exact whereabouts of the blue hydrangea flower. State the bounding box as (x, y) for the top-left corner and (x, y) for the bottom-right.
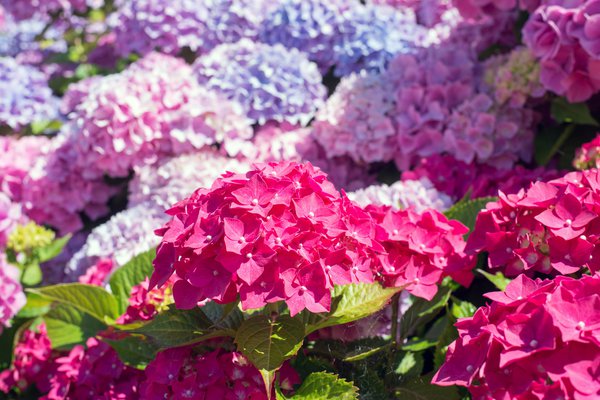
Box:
(0, 57), (59, 130)
(194, 39), (326, 125)
(333, 4), (427, 76)
(259, 0), (351, 72)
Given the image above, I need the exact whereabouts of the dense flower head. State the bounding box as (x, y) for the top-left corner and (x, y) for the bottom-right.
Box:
(0, 0), (90, 21)
(333, 3), (428, 76)
(312, 71), (398, 164)
(0, 254), (26, 333)
(467, 169), (600, 276)
(117, 277), (175, 324)
(365, 205), (475, 299)
(194, 39), (326, 125)
(152, 161), (475, 314)
(347, 178), (453, 213)
(43, 337), (143, 400)
(7, 222), (55, 255)
(0, 16), (66, 61)
(259, 0), (350, 72)
(141, 347), (298, 400)
(65, 203), (167, 282)
(0, 323), (53, 394)
(523, 1), (600, 102)
(433, 274), (600, 399)
(20, 134), (118, 234)
(484, 46), (545, 107)
(0, 194), (27, 249)
(574, 133), (600, 170)
(403, 154), (563, 200)
(63, 52), (252, 180)
(128, 151), (251, 210)
(0, 57), (59, 131)
(245, 123), (377, 191)
(368, 0), (456, 27)
(0, 135), (50, 202)
(110, 0), (276, 57)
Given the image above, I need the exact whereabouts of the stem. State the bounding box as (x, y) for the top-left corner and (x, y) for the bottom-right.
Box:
(543, 124), (575, 165)
(385, 293), (401, 386)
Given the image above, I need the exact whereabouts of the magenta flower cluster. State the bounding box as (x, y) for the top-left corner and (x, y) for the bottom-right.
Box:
(151, 161), (474, 316)
(468, 169), (600, 277)
(433, 274), (600, 399)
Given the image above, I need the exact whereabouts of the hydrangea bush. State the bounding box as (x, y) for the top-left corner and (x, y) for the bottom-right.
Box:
(2, 1), (600, 399)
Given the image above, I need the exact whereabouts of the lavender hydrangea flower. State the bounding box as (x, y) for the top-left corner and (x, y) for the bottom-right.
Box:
(128, 150), (250, 210)
(193, 39), (326, 125)
(65, 203), (167, 280)
(0, 0), (89, 21)
(111, 0), (277, 57)
(333, 3), (427, 76)
(0, 57), (59, 130)
(0, 254), (26, 334)
(347, 178), (453, 213)
(259, 0), (350, 72)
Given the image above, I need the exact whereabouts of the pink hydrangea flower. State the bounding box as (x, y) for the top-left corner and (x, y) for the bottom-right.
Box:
(78, 258), (114, 287)
(433, 274), (600, 399)
(467, 169), (600, 276)
(574, 133), (600, 170)
(0, 135), (50, 201)
(0, 323), (54, 394)
(0, 192), (26, 248)
(0, 254), (26, 333)
(140, 347), (298, 400)
(117, 276), (175, 325)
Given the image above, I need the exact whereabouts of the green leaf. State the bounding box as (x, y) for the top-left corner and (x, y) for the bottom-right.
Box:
(16, 293), (52, 318)
(343, 339), (391, 362)
(551, 97), (599, 126)
(44, 304), (107, 349)
(303, 283), (401, 334)
(284, 372), (359, 400)
(235, 315), (305, 395)
(29, 283), (119, 323)
(37, 234), (72, 263)
(395, 352), (424, 379)
(104, 335), (158, 369)
(477, 269), (511, 291)
(21, 263), (43, 286)
(400, 287), (452, 340)
(131, 303), (239, 349)
(395, 373), (461, 400)
(401, 338), (437, 352)
(444, 197), (496, 235)
(432, 316), (458, 369)
(109, 248), (156, 314)
(451, 300), (477, 319)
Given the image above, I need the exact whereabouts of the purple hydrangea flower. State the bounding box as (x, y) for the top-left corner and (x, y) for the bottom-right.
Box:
(194, 39), (326, 125)
(0, 0), (89, 21)
(333, 3), (428, 76)
(65, 203), (167, 281)
(259, 0), (351, 72)
(110, 0), (277, 57)
(0, 57), (59, 130)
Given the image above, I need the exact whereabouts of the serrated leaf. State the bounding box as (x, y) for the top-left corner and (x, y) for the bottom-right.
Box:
(444, 197), (496, 235)
(400, 287), (452, 340)
(109, 248), (156, 314)
(551, 97), (599, 126)
(38, 234), (72, 263)
(130, 303), (239, 349)
(477, 269), (511, 291)
(395, 373), (461, 400)
(29, 283), (119, 322)
(303, 283), (401, 334)
(235, 315), (305, 396)
(44, 304), (107, 349)
(16, 293), (52, 318)
(288, 372), (359, 400)
(104, 335), (158, 369)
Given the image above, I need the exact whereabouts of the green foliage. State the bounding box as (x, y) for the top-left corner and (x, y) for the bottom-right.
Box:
(395, 373), (461, 400)
(43, 304), (107, 349)
(109, 248), (156, 314)
(444, 197), (497, 236)
(235, 315), (306, 395)
(16, 293), (52, 319)
(551, 97), (599, 126)
(399, 286), (452, 340)
(477, 269), (511, 291)
(29, 283), (120, 323)
(303, 283), (401, 334)
(278, 372), (359, 400)
(104, 335), (159, 369)
(395, 352), (424, 379)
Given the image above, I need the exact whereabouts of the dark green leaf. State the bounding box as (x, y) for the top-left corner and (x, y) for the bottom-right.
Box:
(395, 373), (460, 400)
(477, 269), (511, 291)
(400, 287), (452, 340)
(395, 352), (424, 379)
(44, 304), (107, 349)
(282, 372), (359, 400)
(109, 248), (156, 314)
(551, 97), (599, 126)
(444, 197), (496, 236)
(104, 335), (158, 369)
(29, 283), (119, 323)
